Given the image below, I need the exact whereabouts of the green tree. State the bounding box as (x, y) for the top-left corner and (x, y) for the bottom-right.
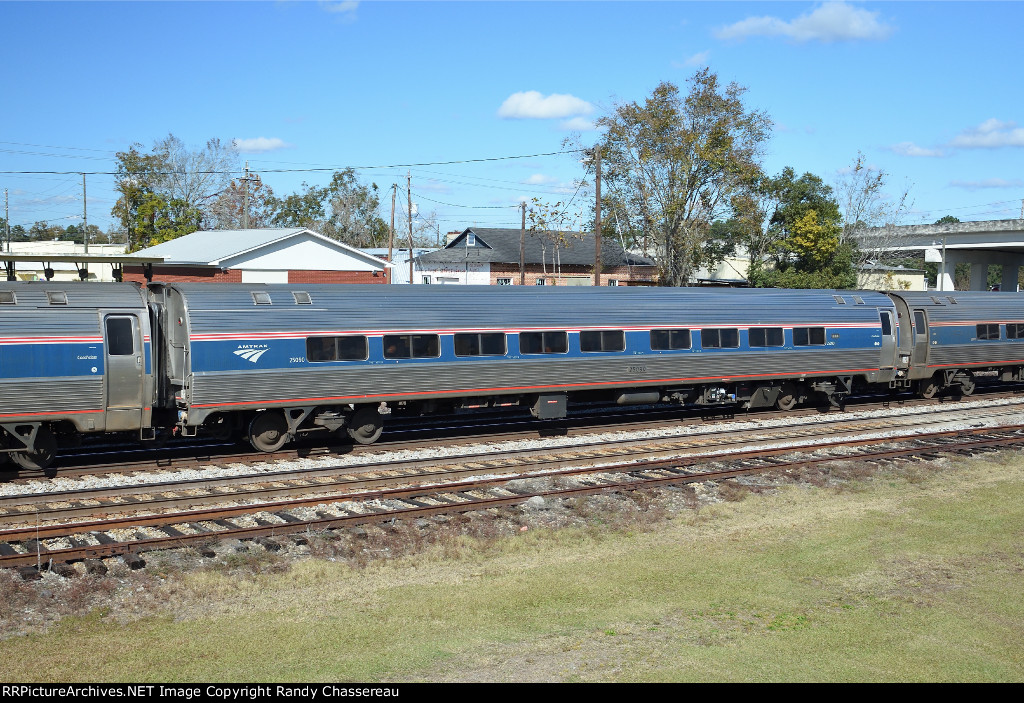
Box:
(269, 168), (389, 247)
(754, 168), (857, 289)
(593, 70), (772, 286)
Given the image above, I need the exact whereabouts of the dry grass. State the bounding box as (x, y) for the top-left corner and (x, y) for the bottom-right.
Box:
(1, 449), (1024, 681)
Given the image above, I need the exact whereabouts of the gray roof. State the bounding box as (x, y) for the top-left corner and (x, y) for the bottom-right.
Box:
(130, 228), (388, 267)
(414, 227), (655, 268)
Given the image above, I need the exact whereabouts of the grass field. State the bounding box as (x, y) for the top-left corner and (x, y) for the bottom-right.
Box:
(1, 451), (1022, 682)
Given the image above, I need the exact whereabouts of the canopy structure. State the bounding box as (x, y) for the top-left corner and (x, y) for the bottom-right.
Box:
(0, 254), (165, 282)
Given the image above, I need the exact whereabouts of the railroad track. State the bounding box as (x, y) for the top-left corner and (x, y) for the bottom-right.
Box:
(3, 403), (1024, 574)
(2, 384), (1017, 483)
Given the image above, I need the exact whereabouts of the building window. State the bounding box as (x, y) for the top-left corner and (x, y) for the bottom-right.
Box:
(454, 332), (507, 357)
(307, 336), (368, 362)
(977, 324), (1000, 340)
(519, 331), (568, 354)
(748, 327), (784, 347)
(650, 329), (691, 351)
(580, 330), (625, 353)
(422, 276), (431, 284)
(467, 234), (476, 246)
(607, 279), (619, 286)
(383, 334), (441, 359)
(535, 278), (546, 286)
(496, 278), (512, 285)
(793, 327), (826, 346)
(701, 328), (739, 349)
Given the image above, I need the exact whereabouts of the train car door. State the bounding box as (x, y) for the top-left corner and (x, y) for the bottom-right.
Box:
(879, 311), (897, 368)
(912, 309), (929, 366)
(104, 313), (144, 430)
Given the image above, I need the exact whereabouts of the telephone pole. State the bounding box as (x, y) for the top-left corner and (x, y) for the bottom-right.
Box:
(407, 171), (414, 284)
(4, 188), (9, 253)
(242, 161), (250, 229)
(388, 184), (397, 282)
(519, 202), (526, 285)
(593, 148), (602, 286)
(82, 174), (88, 254)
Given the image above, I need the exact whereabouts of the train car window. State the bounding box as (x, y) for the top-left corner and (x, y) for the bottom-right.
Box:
(105, 318), (134, 356)
(306, 335), (368, 362)
(46, 291), (68, 305)
(520, 331), (568, 354)
(880, 314), (892, 336)
(580, 330), (625, 353)
(454, 332), (507, 357)
(1007, 324), (1024, 339)
(701, 328), (739, 349)
(650, 329), (691, 351)
(976, 324), (1000, 340)
(794, 327), (826, 346)
(293, 292), (312, 305)
(252, 292), (272, 305)
(749, 327), (784, 347)
(0, 291), (15, 305)
(383, 334), (440, 359)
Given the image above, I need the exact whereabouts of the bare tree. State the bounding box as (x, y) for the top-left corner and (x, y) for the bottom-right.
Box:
(835, 151), (913, 270)
(153, 134), (238, 220)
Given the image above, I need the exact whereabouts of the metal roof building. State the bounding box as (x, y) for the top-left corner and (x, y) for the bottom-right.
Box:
(124, 228), (391, 285)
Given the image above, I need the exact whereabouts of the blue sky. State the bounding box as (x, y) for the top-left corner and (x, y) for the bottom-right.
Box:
(2, 0), (1022, 239)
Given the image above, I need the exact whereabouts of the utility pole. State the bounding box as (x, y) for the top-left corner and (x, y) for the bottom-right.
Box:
(519, 202), (526, 285)
(407, 171), (414, 284)
(242, 161), (250, 229)
(82, 174), (88, 254)
(388, 184), (396, 282)
(4, 188), (9, 253)
(593, 148), (602, 286)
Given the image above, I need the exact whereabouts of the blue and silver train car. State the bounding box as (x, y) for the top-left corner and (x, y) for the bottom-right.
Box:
(888, 291), (1024, 397)
(0, 282), (154, 468)
(152, 283), (901, 449)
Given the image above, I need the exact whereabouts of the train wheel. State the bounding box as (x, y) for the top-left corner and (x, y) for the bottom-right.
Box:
(959, 373), (976, 396)
(347, 407), (383, 445)
(10, 426), (56, 471)
(248, 412), (288, 452)
(775, 384), (798, 411)
(917, 377), (941, 399)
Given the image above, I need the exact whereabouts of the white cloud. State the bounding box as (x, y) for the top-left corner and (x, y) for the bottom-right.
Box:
(950, 178), (1024, 190)
(524, 174), (558, 185)
(498, 91), (594, 119)
(320, 1), (358, 20)
(684, 50), (710, 67)
(233, 137), (294, 154)
(888, 141), (945, 157)
(560, 116), (597, 131)
(715, 2), (894, 43)
(949, 119), (1024, 149)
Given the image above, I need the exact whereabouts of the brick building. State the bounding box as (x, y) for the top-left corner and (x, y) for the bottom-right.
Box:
(124, 228), (390, 284)
(413, 227), (657, 285)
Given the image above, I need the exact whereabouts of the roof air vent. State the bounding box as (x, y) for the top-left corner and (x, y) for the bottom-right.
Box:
(252, 291), (272, 305)
(46, 291), (67, 305)
(293, 291), (312, 305)
(0, 291), (15, 305)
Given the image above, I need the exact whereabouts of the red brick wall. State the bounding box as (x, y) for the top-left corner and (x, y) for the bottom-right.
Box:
(123, 266), (242, 284)
(123, 266), (388, 285)
(288, 270), (388, 284)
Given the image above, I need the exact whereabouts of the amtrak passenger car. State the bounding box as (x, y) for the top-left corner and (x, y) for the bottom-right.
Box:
(153, 284), (901, 451)
(3, 281), (1023, 470)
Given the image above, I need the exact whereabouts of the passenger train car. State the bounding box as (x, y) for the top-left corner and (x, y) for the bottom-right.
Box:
(1, 281), (1022, 469)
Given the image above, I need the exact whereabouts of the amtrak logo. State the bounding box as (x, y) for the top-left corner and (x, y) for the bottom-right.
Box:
(234, 344), (270, 363)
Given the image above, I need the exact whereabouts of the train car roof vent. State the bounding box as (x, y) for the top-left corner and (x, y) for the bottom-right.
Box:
(251, 291), (272, 305)
(833, 295), (846, 304)
(947, 297), (959, 304)
(930, 296), (945, 305)
(292, 291), (312, 305)
(46, 291), (67, 305)
(0, 291), (16, 305)
(853, 296), (865, 305)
